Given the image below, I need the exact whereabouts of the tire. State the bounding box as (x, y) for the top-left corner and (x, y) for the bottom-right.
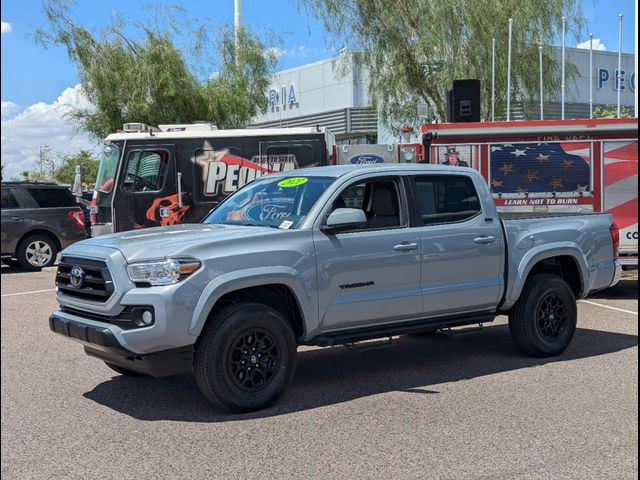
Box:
(508, 274), (577, 357)
(104, 362), (147, 377)
(16, 234), (58, 271)
(194, 302), (298, 413)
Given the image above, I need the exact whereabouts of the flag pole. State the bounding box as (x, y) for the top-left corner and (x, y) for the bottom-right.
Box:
(507, 19), (513, 121)
(617, 13), (623, 118)
(539, 44), (544, 120)
(589, 33), (594, 118)
(561, 16), (566, 120)
(492, 38), (496, 121)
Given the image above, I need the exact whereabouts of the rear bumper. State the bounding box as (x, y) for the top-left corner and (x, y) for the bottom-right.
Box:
(49, 312), (193, 377)
(611, 260), (623, 287)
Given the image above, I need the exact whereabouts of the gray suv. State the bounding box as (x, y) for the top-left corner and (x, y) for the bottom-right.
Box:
(1, 182), (88, 270)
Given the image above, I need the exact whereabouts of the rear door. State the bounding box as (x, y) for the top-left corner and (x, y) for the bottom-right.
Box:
(1, 187), (28, 255)
(313, 174), (422, 330)
(410, 174), (504, 316)
(113, 144), (178, 231)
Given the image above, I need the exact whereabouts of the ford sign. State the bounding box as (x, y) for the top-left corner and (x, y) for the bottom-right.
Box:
(349, 154), (385, 164)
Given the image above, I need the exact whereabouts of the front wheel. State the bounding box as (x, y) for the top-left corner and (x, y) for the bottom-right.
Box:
(508, 274), (577, 357)
(194, 302), (297, 413)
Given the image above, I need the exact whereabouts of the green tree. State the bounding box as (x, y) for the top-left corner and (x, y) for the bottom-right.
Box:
(592, 104), (633, 118)
(36, 1), (277, 141)
(52, 149), (99, 188)
(299, 0), (583, 127)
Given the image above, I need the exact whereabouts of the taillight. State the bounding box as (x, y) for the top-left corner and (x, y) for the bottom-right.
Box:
(90, 191), (97, 224)
(609, 223), (620, 258)
(68, 208), (85, 230)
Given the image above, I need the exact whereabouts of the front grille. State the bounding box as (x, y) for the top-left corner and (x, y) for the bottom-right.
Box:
(56, 256), (114, 303)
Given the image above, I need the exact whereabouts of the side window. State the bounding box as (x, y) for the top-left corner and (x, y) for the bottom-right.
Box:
(1, 189), (20, 209)
(331, 178), (405, 230)
(414, 175), (481, 225)
(123, 150), (168, 192)
(26, 188), (75, 208)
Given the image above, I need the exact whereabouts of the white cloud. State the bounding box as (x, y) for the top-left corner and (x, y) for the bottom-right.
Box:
(576, 38), (607, 51)
(1, 21), (12, 34)
(1, 85), (98, 180)
(1, 101), (21, 119)
(266, 45), (312, 60)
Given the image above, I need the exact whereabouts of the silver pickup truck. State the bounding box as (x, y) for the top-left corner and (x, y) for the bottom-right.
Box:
(49, 165), (622, 412)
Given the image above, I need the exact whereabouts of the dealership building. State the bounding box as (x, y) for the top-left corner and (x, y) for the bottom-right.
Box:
(252, 47), (636, 144)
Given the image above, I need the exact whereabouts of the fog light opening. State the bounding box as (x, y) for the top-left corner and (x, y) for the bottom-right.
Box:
(141, 310), (154, 326)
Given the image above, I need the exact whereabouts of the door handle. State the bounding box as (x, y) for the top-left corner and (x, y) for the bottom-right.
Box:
(473, 236), (496, 245)
(394, 242), (419, 252)
(11, 217), (25, 221)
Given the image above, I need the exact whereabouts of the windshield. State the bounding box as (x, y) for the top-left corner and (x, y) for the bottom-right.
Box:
(203, 175), (334, 229)
(95, 143), (120, 193)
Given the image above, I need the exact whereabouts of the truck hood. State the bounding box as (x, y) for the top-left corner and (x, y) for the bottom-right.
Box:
(73, 224), (281, 262)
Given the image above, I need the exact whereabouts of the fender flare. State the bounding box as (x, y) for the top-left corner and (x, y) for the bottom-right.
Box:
(189, 266), (315, 337)
(501, 243), (588, 310)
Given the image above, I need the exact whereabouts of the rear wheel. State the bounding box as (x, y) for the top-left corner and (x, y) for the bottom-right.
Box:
(508, 274), (577, 357)
(194, 302), (297, 413)
(16, 234), (58, 271)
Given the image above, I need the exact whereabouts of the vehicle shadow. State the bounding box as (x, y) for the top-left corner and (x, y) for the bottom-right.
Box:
(588, 278), (638, 300)
(0, 264), (57, 275)
(83, 324), (638, 422)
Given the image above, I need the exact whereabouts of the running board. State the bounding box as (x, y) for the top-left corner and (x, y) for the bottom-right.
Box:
(441, 323), (485, 337)
(307, 313), (495, 347)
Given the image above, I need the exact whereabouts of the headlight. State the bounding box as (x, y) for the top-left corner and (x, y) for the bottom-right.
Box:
(127, 258), (201, 286)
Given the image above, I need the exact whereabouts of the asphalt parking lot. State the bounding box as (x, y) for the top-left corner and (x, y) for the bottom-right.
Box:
(1, 266), (637, 480)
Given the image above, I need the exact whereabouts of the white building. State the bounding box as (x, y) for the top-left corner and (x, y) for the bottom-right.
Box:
(252, 48), (636, 143)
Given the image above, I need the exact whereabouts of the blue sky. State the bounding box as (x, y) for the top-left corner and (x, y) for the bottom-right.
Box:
(1, 0), (636, 106)
(0, 0), (636, 180)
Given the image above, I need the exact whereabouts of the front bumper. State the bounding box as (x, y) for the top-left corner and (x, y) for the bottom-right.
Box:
(49, 312), (193, 377)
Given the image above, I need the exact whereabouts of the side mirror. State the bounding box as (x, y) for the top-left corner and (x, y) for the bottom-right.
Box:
(321, 208), (367, 233)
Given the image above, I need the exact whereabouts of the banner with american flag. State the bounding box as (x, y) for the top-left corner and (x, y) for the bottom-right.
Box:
(603, 140), (638, 249)
(490, 142), (591, 195)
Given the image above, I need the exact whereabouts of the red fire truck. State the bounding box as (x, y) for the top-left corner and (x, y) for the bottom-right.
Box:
(420, 118), (638, 268)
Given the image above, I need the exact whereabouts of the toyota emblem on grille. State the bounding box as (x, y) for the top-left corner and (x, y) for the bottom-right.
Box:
(69, 266), (84, 288)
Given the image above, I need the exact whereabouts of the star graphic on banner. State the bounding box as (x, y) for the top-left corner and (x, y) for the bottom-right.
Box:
(491, 179), (504, 188)
(499, 163), (515, 175)
(525, 170), (539, 183)
(516, 186), (528, 194)
(562, 159), (574, 169)
(511, 148), (527, 158)
(549, 178), (564, 190)
(576, 184), (589, 193)
(537, 154), (550, 163)
(491, 146), (502, 152)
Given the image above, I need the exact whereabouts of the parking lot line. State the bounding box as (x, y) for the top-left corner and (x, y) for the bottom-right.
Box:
(580, 300), (638, 316)
(1, 289), (56, 298)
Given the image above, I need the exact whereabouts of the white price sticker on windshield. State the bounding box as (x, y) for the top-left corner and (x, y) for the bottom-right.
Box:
(279, 220), (294, 229)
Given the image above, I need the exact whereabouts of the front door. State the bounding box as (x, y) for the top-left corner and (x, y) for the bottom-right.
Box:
(314, 176), (422, 330)
(113, 144), (180, 231)
(411, 174), (504, 317)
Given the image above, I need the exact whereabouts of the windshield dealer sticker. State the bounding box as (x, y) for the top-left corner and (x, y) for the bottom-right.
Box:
(278, 177), (308, 188)
(279, 220), (294, 229)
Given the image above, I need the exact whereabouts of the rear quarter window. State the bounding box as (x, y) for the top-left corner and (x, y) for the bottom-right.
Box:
(26, 188), (76, 208)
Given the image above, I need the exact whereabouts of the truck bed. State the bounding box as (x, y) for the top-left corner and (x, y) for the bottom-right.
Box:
(498, 211), (600, 221)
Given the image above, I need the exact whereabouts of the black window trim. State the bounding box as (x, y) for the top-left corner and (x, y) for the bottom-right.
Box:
(121, 148), (171, 195)
(407, 174), (484, 228)
(319, 174), (410, 234)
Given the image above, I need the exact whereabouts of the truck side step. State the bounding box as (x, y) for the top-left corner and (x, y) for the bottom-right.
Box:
(441, 323), (485, 337)
(344, 336), (394, 352)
